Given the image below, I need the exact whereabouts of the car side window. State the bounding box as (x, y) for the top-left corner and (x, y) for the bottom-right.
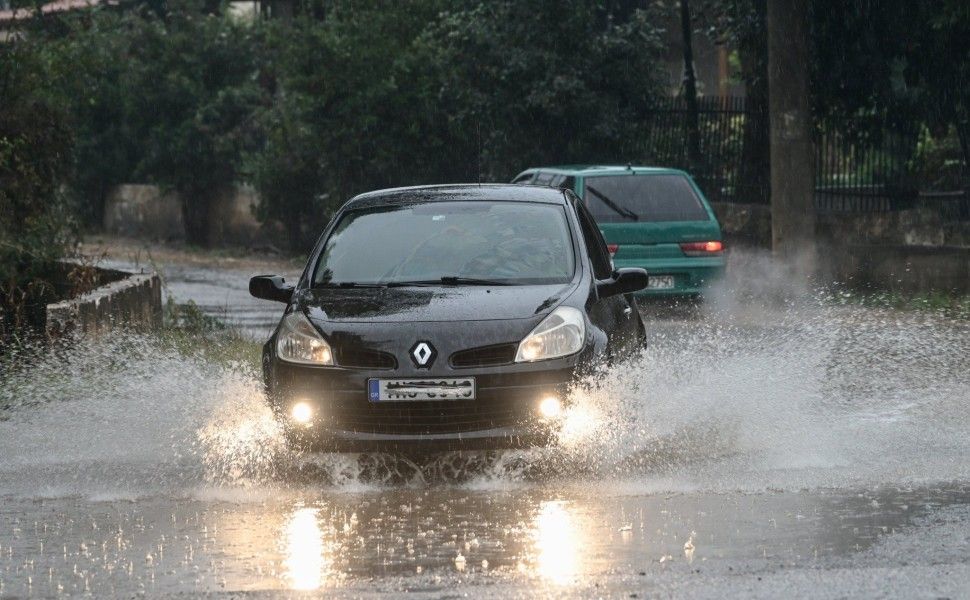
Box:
(534, 171), (555, 186)
(574, 198), (613, 279)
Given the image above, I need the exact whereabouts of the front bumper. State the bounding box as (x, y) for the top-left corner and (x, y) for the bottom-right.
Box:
(271, 360), (576, 452)
(289, 426), (554, 453)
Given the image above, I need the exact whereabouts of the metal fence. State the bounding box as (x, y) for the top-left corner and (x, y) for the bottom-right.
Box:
(813, 113), (921, 212)
(642, 96), (969, 218)
(643, 96), (768, 205)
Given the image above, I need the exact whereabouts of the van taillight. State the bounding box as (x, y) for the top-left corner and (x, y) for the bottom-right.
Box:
(607, 244), (618, 258)
(680, 241), (723, 256)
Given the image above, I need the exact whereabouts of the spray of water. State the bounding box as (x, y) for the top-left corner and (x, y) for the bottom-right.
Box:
(547, 249), (970, 491)
(0, 250), (967, 496)
(0, 334), (288, 499)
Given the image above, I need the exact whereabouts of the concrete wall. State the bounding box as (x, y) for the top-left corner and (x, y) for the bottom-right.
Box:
(104, 184), (184, 240)
(103, 184), (268, 246)
(711, 202), (970, 292)
(46, 268), (162, 337)
(833, 244), (970, 294)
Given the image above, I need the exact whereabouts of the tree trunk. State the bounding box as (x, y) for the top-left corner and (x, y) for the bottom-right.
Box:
(738, 0), (770, 209)
(285, 212), (304, 254)
(680, 0), (702, 172)
(767, 0), (816, 272)
(180, 190), (212, 247)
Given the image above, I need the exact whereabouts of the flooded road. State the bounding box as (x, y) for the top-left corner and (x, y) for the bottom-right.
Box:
(2, 244), (969, 597)
(1, 484), (968, 597)
(83, 237), (300, 338)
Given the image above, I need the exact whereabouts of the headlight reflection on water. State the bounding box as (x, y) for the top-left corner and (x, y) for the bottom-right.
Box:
(533, 501), (582, 586)
(283, 507), (328, 590)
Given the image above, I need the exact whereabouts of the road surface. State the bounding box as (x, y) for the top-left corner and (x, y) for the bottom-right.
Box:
(0, 241), (968, 598)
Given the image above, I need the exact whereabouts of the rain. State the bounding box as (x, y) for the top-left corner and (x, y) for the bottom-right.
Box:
(2, 0), (970, 598)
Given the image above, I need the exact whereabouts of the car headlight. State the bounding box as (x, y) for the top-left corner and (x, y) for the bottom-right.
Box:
(515, 306), (585, 362)
(276, 311), (334, 365)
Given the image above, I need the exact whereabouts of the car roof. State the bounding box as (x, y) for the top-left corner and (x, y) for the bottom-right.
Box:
(345, 183), (569, 210)
(518, 165), (689, 177)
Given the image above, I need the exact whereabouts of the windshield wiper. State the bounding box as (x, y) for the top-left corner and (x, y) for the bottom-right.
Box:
(386, 276), (513, 287)
(313, 281), (387, 289)
(586, 185), (639, 221)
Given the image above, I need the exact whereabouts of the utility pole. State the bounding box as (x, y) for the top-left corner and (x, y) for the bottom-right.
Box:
(767, 0), (816, 273)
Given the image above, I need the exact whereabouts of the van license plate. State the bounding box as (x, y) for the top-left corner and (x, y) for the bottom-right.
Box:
(648, 275), (675, 289)
(368, 378), (476, 402)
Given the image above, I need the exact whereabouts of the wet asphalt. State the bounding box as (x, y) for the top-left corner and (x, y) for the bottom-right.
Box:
(0, 243), (967, 598)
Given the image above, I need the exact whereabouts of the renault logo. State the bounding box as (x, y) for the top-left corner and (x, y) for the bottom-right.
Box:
(410, 341), (436, 368)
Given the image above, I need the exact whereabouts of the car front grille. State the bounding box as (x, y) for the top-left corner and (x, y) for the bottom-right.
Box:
(449, 343), (517, 368)
(334, 348), (397, 370)
(326, 396), (531, 435)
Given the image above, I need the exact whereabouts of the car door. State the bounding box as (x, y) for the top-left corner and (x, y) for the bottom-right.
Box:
(571, 195), (639, 357)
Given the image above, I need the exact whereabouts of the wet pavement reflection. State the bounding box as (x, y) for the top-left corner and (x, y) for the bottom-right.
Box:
(1, 483), (967, 596)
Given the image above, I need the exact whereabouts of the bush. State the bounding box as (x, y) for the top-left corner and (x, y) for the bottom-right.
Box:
(126, 1), (263, 246)
(248, 0), (668, 251)
(0, 41), (78, 339)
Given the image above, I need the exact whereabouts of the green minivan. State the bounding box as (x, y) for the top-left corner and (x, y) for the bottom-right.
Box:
(512, 165), (725, 296)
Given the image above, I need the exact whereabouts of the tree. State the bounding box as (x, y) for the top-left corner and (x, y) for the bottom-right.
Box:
(248, 1), (450, 251)
(35, 8), (140, 226)
(126, 1), (261, 246)
(679, 0), (702, 171)
(696, 0), (769, 204)
(419, 0), (668, 179)
(0, 39), (77, 337)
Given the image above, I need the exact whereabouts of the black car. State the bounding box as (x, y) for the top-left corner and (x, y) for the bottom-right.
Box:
(250, 184), (648, 452)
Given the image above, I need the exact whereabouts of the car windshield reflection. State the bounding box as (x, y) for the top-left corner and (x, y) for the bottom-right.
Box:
(312, 201), (576, 287)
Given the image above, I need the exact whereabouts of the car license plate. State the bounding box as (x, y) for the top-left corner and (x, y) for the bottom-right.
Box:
(367, 378), (476, 402)
(648, 275), (675, 289)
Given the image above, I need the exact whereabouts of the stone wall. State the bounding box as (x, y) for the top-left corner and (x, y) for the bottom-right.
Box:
(711, 201), (970, 292)
(831, 244), (970, 294)
(46, 268), (162, 337)
(103, 184), (269, 246)
(104, 184), (183, 240)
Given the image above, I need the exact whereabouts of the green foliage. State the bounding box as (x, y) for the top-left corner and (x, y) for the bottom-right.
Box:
(420, 0), (667, 178)
(247, 0), (668, 250)
(159, 298), (261, 368)
(830, 289), (970, 320)
(0, 39), (78, 337)
(247, 0), (458, 249)
(810, 1), (970, 149)
(126, 1), (262, 246)
(14, 2), (261, 245)
(30, 8), (140, 226)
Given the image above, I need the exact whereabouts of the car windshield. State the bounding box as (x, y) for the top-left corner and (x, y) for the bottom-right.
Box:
(584, 174), (709, 223)
(312, 201), (575, 286)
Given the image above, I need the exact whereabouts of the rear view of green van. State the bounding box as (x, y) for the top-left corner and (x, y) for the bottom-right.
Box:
(512, 166), (725, 296)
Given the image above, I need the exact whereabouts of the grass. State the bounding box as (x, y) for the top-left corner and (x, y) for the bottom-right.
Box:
(827, 288), (970, 318)
(156, 298), (263, 371)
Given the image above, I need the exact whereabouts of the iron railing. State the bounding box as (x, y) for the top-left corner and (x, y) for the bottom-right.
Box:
(641, 96), (969, 219)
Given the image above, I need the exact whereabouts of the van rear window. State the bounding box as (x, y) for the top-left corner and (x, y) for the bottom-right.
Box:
(584, 175), (709, 223)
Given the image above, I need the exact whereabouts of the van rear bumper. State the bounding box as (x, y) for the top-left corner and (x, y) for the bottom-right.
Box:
(613, 257), (725, 296)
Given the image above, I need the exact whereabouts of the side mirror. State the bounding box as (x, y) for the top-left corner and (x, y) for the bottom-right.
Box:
(249, 275), (294, 303)
(596, 268), (648, 299)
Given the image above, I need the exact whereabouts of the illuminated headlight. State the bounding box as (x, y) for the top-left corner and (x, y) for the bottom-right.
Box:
(538, 396), (562, 419)
(291, 401), (313, 425)
(515, 306), (585, 362)
(277, 312), (334, 365)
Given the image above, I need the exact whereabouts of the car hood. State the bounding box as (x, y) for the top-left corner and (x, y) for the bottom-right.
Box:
(299, 283), (576, 323)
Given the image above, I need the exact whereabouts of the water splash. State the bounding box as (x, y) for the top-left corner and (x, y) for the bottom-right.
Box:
(0, 333), (287, 498)
(0, 284), (968, 495)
